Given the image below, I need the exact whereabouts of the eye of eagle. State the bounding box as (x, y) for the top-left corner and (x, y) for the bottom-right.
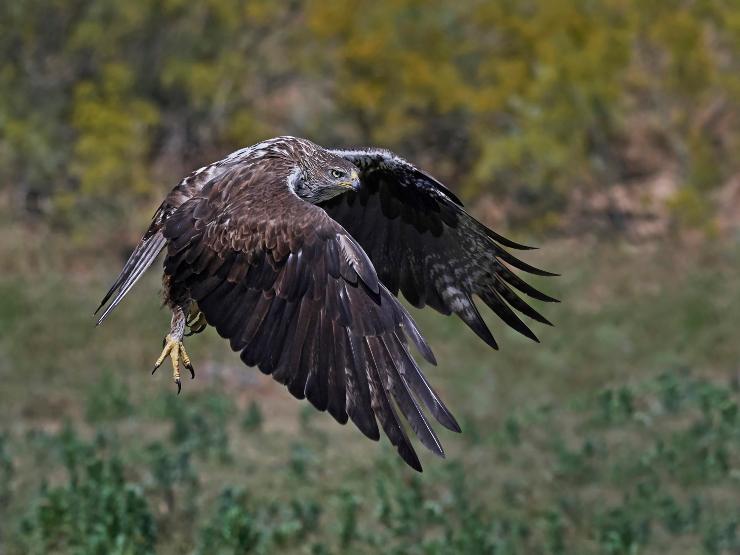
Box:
(331, 169), (345, 179)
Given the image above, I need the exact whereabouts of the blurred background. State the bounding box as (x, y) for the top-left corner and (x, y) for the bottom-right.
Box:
(1, 1), (739, 553)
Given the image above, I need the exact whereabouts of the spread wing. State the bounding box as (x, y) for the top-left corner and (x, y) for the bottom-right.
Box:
(162, 163), (460, 471)
(95, 155), (243, 324)
(323, 148), (558, 350)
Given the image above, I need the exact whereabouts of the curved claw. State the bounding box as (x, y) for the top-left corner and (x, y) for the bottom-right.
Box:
(185, 312), (207, 337)
(154, 334), (195, 393)
(184, 326), (205, 338)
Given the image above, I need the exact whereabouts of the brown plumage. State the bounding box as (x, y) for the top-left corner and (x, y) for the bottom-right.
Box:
(96, 136), (557, 471)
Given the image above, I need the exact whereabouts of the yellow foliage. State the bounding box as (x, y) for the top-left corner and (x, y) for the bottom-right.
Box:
(667, 186), (715, 230)
(0, 0), (738, 230)
(71, 64), (159, 197)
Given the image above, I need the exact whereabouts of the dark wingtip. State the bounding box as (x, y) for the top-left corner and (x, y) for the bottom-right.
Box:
(488, 230), (538, 251)
(457, 297), (499, 351)
(93, 297), (108, 316)
(519, 303), (554, 326)
(478, 324), (499, 351)
(475, 326), (499, 350)
(94, 300), (109, 324)
(530, 268), (559, 278)
(401, 312), (437, 365)
(445, 414), (462, 434)
(502, 312), (540, 343)
(520, 323), (540, 343)
(496, 249), (559, 278)
(421, 434), (446, 459)
(95, 277), (122, 316)
(432, 403), (462, 433)
(400, 445), (423, 472)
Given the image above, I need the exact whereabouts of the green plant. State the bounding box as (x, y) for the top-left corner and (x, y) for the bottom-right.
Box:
(20, 455), (156, 555)
(85, 371), (133, 422)
(242, 400), (264, 432)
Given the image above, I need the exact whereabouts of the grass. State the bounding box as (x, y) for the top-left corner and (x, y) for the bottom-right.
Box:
(0, 227), (738, 554)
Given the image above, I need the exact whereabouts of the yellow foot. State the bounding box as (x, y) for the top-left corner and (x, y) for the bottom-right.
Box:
(153, 335), (195, 394)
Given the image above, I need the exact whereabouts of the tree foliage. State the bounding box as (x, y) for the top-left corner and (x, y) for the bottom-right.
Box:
(1, 0), (738, 227)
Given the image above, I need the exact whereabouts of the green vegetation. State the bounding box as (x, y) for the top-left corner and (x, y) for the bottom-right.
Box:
(0, 235), (738, 554)
(1, 1), (738, 228)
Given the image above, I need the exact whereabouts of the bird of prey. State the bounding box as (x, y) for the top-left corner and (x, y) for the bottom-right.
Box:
(96, 136), (556, 471)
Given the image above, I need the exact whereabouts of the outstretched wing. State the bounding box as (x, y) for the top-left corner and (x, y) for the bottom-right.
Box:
(95, 153), (245, 324)
(323, 148), (558, 350)
(163, 162), (460, 471)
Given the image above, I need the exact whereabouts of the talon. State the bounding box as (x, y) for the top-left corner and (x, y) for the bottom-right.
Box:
(185, 327), (204, 337)
(180, 347), (194, 379)
(185, 312), (207, 337)
(153, 307), (197, 394)
(154, 335), (177, 372)
(153, 334), (194, 392)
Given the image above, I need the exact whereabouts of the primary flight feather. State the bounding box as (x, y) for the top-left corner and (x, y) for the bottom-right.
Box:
(96, 136), (557, 471)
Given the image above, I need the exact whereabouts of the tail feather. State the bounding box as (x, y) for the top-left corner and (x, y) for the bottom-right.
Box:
(95, 232), (167, 325)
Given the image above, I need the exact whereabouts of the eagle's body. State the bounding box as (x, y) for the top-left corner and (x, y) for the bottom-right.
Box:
(97, 136), (556, 471)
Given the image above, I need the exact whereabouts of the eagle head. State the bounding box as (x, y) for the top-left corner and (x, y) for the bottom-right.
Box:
(287, 140), (360, 204)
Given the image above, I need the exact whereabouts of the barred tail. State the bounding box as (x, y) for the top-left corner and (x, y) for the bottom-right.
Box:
(95, 231), (167, 325)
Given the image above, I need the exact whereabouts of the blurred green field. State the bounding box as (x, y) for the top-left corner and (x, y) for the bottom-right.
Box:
(0, 228), (738, 554)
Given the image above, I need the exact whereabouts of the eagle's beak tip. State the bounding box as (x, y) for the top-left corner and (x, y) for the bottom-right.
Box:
(350, 171), (361, 190)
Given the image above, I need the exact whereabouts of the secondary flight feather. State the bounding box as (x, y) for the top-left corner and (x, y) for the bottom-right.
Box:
(96, 136), (557, 471)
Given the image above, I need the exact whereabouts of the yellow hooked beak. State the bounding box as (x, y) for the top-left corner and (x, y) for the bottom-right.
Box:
(340, 170), (360, 191)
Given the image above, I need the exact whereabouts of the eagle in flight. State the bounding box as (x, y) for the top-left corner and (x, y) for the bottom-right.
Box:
(96, 136), (556, 471)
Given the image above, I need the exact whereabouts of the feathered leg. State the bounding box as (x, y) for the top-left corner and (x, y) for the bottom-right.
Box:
(153, 306), (195, 394)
